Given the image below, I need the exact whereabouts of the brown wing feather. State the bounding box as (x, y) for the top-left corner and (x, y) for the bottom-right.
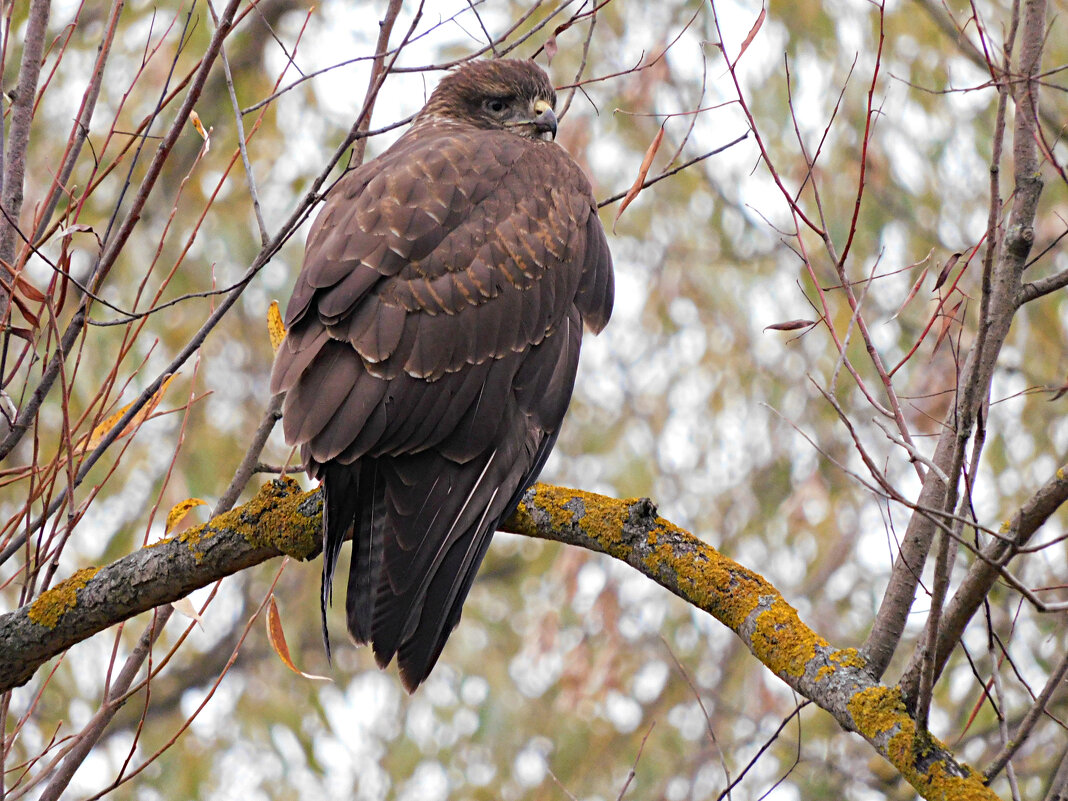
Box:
(273, 106), (613, 690)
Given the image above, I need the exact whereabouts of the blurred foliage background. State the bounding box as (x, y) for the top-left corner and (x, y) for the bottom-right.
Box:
(2, 0), (1067, 798)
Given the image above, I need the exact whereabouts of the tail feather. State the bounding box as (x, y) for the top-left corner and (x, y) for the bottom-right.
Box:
(392, 431), (556, 691)
(321, 463), (360, 660)
(396, 515), (498, 692)
(368, 447), (510, 673)
(345, 461), (384, 644)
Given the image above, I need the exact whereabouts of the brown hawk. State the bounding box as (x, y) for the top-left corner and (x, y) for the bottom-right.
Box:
(271, 59), (614, 691)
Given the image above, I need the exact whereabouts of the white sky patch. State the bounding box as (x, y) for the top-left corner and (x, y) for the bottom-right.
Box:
(512, 737), (552, 787)
(397, 760), (450, 801)
(632, 659), (669, 703)
(602, 690), (643, 733)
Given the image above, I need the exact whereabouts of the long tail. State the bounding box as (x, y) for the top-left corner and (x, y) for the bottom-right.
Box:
(320, 462), (360, 660)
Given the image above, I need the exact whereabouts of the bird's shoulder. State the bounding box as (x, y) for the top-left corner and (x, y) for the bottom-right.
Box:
(287, 119), (597, 321)
(322, 118), (595, 229)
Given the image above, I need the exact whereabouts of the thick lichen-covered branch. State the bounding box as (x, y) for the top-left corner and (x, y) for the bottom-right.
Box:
(0, 478), (321, 693)
(503, 485), (1000, 801)
(0, 481), (1000, 799)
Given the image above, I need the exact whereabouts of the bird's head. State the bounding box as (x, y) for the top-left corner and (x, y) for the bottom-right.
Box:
(417, 59), (558, 141)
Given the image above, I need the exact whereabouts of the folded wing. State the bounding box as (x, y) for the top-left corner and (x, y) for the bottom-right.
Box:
(271, 120), (613, 690)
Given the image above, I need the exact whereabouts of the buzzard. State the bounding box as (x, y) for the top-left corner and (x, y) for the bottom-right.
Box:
(271, 58), (614, 691)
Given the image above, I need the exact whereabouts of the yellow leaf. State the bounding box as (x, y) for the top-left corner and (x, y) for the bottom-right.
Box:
(165, 498), (207, 535)
(267, 300), (287, 352)
(266, 596), (331, 681)
(190, 110), (210, 150)
(82, 373), (178, 454)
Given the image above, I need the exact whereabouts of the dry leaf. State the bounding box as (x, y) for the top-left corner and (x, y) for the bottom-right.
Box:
(53, 250), (72, 315)
(14, 274), (45, 303)
(889, 267), (928, 321)
(267, 300), (286, 352)
(614, 124), (665, 231)
(7, 326), (33, 342)
(172, 596), (205, 629)
(82, 373), (178, 454)
(57, 223), (103, 251)
(57, 223), (94, 236)
(266, 595), (331, 681)
(764, 319), (816, 332)
(544, 36), (558, 65)
(166, 497), (207, 535)
(933, 252), (962, 291)
(8, 291), (40, 329)
(932, 299), (964, 355)
(738, 6), (766, 61)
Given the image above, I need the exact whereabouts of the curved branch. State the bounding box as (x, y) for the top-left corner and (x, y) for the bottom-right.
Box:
(0, 480), (1000, 800)
(0, 479), (322, 693)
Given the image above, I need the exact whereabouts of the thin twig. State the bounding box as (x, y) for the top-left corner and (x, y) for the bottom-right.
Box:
(615, 722), (654, 800)
(716, 703), (810, 801)
(597, 134), (748, 209)
(0, 2), (227, 462)
(986, 649), (1068, 782)
(207, 0), (268, 246)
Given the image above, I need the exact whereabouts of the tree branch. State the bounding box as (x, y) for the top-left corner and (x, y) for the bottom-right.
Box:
(0, 0), (241, 462)
(0, 0), (51, 323)
(863, 0), (1047, 682)
(984, 648), (1068, 782)
(0, 479), (321, 693)
(0, 480), (1003, 800)
(911, 461), (1068, 688)
(1017, 267), (1068, 305)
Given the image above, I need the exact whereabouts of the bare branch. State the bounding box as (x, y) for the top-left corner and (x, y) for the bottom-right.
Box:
(911, 461), (1068, 686)
(985, 649), (1068, 782)
(0, 0), (51, 323)
(208, 0), (269, 247)
(863, 0), (1048, 680)
(30, 0), (122, 246)
(1044, 748), (1068, 801)
(1017, 266), (1068, 304)
(0, 0), (241, 462)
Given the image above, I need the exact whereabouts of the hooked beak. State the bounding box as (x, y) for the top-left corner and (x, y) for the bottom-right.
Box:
(532, 100), (557, 140)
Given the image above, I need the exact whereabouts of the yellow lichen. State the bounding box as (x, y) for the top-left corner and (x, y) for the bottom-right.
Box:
(532, 483), (581, 532)
(849, 686), (908, 740)
(817, 647), (867, 680)
(581, 492), (641, 557)
(27, 567), (100, 629)
(641, 526), (765, 630)
(521, 484), (645, 560)
(157, 479), (320, 563)
(751, 600), (830, 678)
(238, 479), (320, 558)
(831, 647), (866, 669)
(848, 686), (998, 800)
(178, 522), (208, 563)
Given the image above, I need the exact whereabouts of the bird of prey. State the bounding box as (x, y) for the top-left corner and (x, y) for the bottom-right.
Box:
(271, 58), (614, 691)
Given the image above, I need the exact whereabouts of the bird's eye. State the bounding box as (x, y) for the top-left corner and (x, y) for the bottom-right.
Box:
(483, 97), (508, 114)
